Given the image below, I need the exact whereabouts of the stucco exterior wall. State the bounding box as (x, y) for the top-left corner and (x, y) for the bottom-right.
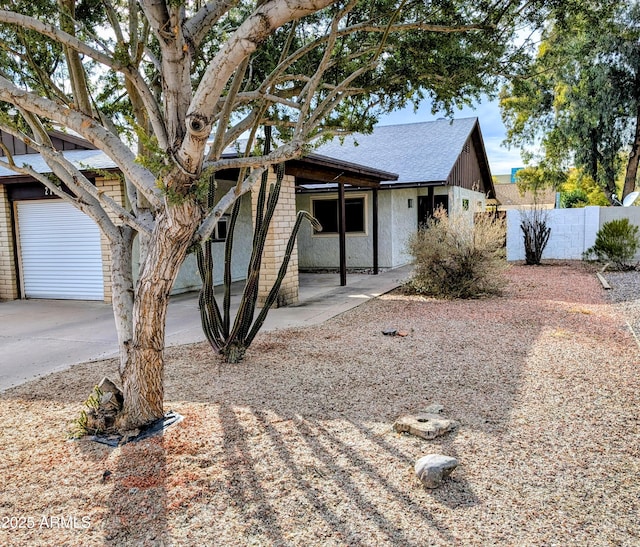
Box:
(297, 185), (489, 271)
(389, 188), (417, 267)
(297, 190), (377, 270)
(450, 186), (487, 216)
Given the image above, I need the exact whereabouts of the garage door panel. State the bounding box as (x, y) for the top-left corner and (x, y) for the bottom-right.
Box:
(17, 201), (105, 300)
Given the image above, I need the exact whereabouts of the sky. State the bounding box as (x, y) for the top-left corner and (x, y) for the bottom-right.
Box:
(376, 96), (525, 177)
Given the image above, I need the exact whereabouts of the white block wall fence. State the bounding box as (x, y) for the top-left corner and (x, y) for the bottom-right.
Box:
(506, 206), (640, 262)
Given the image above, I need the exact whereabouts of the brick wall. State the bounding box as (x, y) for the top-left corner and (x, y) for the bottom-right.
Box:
(0, 184), (18, 299)
(96, 176), (126, 303)
(251, 169), (299, 307)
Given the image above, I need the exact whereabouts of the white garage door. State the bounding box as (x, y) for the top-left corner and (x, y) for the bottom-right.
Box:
(17, 200), (104, 300)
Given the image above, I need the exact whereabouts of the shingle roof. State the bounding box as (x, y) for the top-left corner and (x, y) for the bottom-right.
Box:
(494, 183), (557, 207)
(313, 117), (480, 185)
(0, 149), (118, 178)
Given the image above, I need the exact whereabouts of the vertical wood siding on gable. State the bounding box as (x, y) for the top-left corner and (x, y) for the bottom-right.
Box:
(446, 137), (484, 193)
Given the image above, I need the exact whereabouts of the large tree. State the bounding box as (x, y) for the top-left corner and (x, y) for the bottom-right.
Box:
(0, 0), (537, 432)
(501, 1), (640, 203)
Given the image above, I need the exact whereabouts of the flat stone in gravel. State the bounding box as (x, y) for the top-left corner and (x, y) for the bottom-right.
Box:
(415, 454), (459, 488)
(393, 406), (458, 440)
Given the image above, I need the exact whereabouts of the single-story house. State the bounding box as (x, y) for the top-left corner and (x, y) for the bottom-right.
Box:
(0, 129), (396, 303)
(296, 117), (495, 271)
(0, 117), (495, 304)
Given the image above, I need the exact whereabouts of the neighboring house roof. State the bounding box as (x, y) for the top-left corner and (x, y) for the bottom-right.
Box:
(311, 117), (493, 192)
(0, 129), (117, 183)
(494, 183), (557, 208)
(0, 129), (97, 157)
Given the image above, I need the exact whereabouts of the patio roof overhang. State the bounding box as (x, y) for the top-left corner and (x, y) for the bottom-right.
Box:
(282, 154), (397, 287)
(286, 153), (398, 188)
(215, 151), (396, 287)
(216, 151), (398, 188)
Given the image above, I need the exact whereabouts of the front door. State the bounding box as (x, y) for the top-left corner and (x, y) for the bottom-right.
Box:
(418, 194), (449, 226)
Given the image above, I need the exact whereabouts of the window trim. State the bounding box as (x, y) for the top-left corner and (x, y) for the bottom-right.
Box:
(211, 214), (230, 242)
(311, 193), (368, 237)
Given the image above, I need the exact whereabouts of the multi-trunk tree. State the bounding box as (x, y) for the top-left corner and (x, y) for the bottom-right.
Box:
(0, 0), (541, 432)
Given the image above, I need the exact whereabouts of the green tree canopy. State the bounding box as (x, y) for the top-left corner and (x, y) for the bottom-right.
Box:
(501, 1), (640, 204)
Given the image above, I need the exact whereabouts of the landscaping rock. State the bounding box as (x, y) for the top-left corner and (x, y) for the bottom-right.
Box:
(415, 454), (458, 488)
(423, 403), (444, 414)
(98, 377), (123, 409)
(393, 407), (458, 440)
(85, 377), (124, 433)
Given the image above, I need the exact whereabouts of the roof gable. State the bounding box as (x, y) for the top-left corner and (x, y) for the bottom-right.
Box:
(314, 117), (488, 185)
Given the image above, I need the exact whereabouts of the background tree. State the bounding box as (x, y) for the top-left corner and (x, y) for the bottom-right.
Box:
(0, 0), (544, 433)
(559, 169), (610, 207)
(501, 1), (640, 204)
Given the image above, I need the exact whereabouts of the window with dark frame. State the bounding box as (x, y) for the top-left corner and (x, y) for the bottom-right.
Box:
(212, 215), (229, 241)
(312, 196), (366, 234)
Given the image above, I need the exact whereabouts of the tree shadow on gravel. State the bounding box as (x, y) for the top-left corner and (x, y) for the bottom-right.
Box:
(214, 402), (461, 545)
(346, 418), (479, 510)
(101, 435), (168, 546)
(216, 404), (288, 545)
(1, 262), (622, 544)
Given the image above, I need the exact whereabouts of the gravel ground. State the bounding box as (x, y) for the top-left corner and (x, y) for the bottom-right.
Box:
(603, 270), (640, 343)
(1, 261), (639, 546)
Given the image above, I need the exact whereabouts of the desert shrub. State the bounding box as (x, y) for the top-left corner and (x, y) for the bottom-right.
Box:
(520, 207), (551, 265)
(583, 218), (639, 270)
(406, 208), (507, 299)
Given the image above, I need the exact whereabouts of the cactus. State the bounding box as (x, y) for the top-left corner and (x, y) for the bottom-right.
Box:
(196, 129), (320, 363)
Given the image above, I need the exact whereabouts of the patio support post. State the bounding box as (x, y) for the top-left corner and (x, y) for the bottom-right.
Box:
(428, 185), (434, 215)
(372, 188), (379, 275)
(338, 182), (347, 286)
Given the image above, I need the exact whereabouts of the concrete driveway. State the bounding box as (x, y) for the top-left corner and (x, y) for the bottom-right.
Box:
(0, 266), (411, 391)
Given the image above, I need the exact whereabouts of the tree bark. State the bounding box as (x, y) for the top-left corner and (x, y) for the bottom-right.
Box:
(58, 0), (93, 116)
(110, 226), (135, 368)
(116, 199), (201, 431)
(623, 104), (640, 199)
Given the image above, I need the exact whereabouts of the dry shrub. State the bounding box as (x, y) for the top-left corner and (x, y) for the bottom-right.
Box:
(406, 208), (507, 298)
(520, 206), (551, 265)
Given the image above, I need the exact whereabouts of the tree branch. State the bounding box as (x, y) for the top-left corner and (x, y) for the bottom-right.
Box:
(0, 9), (168, 149)
(204, 139), (305, 172)
(185, 0), (240, 47)
(0, 75), (163, 209)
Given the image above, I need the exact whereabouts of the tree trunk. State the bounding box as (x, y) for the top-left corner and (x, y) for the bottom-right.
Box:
(116, 200), (201, 432)
(622, 104), (640, 199)
(110, 226), (135, 368)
